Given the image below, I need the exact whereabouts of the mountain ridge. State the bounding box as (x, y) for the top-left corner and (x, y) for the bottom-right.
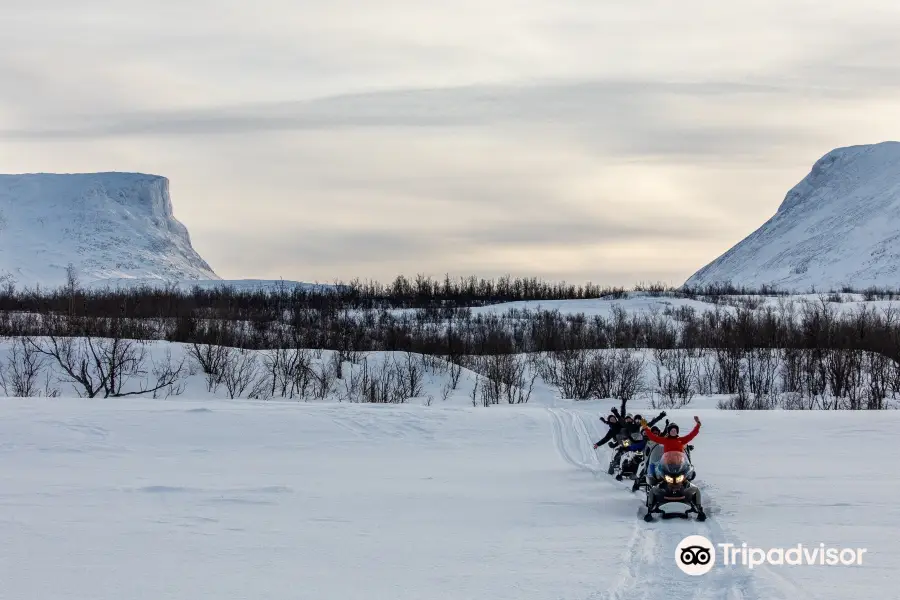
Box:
(0, 171), (218, 288)
(684, 141), (900, 291)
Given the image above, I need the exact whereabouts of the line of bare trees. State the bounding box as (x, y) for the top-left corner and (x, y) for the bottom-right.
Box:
(7, 271), (900, 320)
(5, 297), (900, 359)
(638, 344), (899, 410)
(5, 287), (900, 406)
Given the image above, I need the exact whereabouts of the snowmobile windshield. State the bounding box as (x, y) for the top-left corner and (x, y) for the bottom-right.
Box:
(659, 451), (690, 475)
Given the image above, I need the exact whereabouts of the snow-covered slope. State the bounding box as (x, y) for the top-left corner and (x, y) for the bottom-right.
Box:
(0, 398), (891, 599)
(0, 172), (218, 287)
(685, 142), (900, 291)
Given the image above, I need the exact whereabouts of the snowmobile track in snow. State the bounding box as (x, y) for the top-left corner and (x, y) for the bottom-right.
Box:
(546, 407), (822, 600)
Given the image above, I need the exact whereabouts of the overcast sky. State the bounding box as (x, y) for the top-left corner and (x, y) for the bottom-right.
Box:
(2, 1), (900, 286)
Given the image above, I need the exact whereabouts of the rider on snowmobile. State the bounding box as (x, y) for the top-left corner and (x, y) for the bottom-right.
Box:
(605, 411), (666, 477)
(610, 411), (666, 481)
(593, 398), (630, 449)
(641, 416), (701, 453)
(626, 413), (665, 441)
(619, 411), (666, 452)
(593, 412), (622, 449)
(631, 423), (665, 491)
(641, 416), (701, 481)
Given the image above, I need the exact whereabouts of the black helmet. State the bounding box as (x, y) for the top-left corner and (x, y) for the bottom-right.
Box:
(633, 413), (643, 423)
(666, 423), (680, 436)
(650, 426), (661, 435)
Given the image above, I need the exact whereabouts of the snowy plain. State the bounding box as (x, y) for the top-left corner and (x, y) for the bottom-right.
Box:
(1, 290), (899, 597)
(0, 392), (895, 599)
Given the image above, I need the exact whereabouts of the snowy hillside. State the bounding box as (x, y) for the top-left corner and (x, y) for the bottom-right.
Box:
(685, 142), (900, 291)
(0, 172), (218, 287)
(0, 398), (891, 599)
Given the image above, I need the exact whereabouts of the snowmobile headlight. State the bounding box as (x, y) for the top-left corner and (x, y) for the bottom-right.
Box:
(622, 439), (630, 447)
(674, 474), (685, 483)
(664, 475), (674, 483)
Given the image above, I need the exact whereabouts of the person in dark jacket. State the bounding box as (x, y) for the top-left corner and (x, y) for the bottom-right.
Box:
(610, 411), (666, 480)
(594, 397), (630, 449)
(631, 424), (665, 491)
(593, 412), (622, 449)
(593, 400), (628, 473)
(596, 410), (666, 475)
(628, 412), (665, 440)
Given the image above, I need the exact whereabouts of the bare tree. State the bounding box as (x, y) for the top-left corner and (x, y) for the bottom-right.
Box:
(473, 354), (535, 405)
(263, 346), (314, 399)
(311, 358), (335, 400)
(42, 370), (60, 397)
(694, 352), (718, 395)
(539, 349), (603, 399)
(611, 350), (645, 402)
(826, 349), (860, 400)
(865, 352), (891, 409)
(219, 347), (260, 398)
(440, 378), (454, 401)
(446, 355), (464, 389)
(396, 352), (424, 399)
(342, 356), (406, 403)
(714, 346), (744, 395)
(744, 348), (779, 408)
(150, 348), (189, 398)
(654, 348), (697, 406)
(187, 343), (229, 393)
(780, 348), (803, 395)
(1, 336), (46, 396)
(28, 336), (186, 398)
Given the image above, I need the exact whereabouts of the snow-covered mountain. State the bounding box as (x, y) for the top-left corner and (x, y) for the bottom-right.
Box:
(685, 141), (900, 291)
(0, 172), (218, 288)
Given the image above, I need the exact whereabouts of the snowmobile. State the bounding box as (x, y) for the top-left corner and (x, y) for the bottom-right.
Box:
(606, 433), (630, 474)
(631, 442), (694, 492)
(630, 454), (650, 492)
(614, 438), (644, 481)
(642, 450), (706, 522)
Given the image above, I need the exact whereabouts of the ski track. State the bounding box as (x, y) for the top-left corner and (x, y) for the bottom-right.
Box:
(546, 408), (822, 600)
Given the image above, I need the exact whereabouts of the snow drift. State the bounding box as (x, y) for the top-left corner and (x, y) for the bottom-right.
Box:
(0, 172), (218, 287)
(685, 142), (900, 291)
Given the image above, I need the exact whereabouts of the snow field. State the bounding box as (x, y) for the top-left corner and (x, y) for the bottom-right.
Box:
(0, 398), (896, 599)
(0, 399), (621, 599)
(554, 407), (897, 598)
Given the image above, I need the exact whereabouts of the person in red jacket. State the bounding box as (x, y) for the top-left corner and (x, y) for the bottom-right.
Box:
(640, 415), (701, 453)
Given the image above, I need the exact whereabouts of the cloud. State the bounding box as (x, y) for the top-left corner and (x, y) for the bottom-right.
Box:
(2, 1), (900, 286)
(0, 78), (841, 174)
(0, 79), (843, 136)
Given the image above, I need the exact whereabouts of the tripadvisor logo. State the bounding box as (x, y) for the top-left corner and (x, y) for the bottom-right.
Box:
(675, 535), (716, 575)
(675, 536), (868, 575)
